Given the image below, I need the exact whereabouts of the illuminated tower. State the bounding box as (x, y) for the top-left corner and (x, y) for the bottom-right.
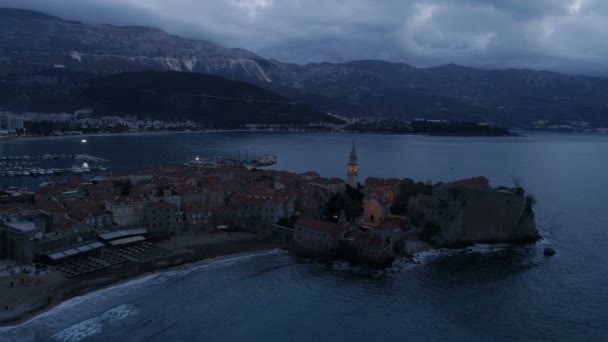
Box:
(347, 142), (358, 188)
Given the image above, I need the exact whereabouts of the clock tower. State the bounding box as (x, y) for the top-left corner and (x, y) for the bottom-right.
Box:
(347, 142), (358, 188)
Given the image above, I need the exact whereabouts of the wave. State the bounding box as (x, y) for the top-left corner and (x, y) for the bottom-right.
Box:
(0, 248), (285, 333)
(49, 304), (139, 342)
(391, 243), (514, 271)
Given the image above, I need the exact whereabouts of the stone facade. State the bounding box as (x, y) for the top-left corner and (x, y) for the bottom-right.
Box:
(144, 201), (183, 235)
(294, 217), (347, 254)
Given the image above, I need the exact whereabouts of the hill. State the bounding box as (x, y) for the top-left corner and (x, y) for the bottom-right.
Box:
(2, 8), (608, 127)
(0, 69), (339, 128)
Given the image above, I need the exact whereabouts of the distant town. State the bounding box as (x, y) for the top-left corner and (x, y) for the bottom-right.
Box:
(2, 110), (603, 139)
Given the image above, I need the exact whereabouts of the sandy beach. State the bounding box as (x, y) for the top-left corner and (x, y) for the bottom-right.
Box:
(0, 232), (285, 327)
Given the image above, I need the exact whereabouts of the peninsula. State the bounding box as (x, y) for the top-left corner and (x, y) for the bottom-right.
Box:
(0, 145), (539, 325)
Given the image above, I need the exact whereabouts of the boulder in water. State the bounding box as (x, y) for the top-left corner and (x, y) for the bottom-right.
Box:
(543, 247), (556, 256)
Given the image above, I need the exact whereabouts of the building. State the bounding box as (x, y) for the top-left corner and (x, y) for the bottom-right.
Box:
(144, 201), (183, 235)
(347, 142), (359, 188)
(362, 192), (392, 225)
(294, 217), (348, 254)
(308, 177), (346, 194)
(105, 196), (148, 226)
(0, 113), (25, 134)
(448, 176), (490, 191)
(0, 220), (43, 262)
(363, 177), (400, 200)
(182, 202), (208, 231)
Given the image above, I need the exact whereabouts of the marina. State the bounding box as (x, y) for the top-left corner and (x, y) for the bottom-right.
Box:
(0, 153), (109, 178)
(186, 152), (277, 169)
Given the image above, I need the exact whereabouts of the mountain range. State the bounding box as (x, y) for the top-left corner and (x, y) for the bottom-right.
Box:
(2, 8), (608, 127)
(0, 68), (336, 128)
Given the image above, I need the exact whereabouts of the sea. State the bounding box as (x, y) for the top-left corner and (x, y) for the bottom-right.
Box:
(0, 131), (607, 341)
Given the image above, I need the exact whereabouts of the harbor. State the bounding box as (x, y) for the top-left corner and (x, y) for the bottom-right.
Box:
(186, 147), (277, 169)
(0, 154), (109, 178)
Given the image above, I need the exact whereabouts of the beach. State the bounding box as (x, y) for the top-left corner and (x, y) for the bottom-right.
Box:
(0, 232), (284, 327)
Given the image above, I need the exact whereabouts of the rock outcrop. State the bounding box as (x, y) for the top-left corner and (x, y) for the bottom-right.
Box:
(413, 185), (540, 246)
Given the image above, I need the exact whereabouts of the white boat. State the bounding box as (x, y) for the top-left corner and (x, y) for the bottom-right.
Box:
(42, 154), (53, 159)
(251, 154), (278, 167)
(72, 166), (84, 174)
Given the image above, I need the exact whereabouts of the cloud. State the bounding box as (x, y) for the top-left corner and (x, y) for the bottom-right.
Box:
(3, 0), (608, 73)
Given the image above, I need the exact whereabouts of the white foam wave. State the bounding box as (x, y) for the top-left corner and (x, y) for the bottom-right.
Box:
(1, 249), (284, 331)
(49, 304), (139, 342)
(146, 249), (287, 284)
(392, 243), (514, 271)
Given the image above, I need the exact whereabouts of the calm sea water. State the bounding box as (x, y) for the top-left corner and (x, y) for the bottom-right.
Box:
(0, 131), (607, 341)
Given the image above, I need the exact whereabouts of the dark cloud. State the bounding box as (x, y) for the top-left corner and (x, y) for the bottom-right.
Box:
(3, 0), (607, 73)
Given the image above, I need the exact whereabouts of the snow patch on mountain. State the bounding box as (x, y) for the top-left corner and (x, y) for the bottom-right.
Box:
(154, 57), (183, 71)
(182, 58), (197, 71)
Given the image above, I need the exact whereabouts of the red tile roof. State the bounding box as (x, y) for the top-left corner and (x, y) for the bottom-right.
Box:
(301, 171), (320, 177)
(147, 200), (177, 209)
(449, 176), (490, 190)
(181, 202), (205, 212)
(247, 185), (275, 197)
(309, 177), (345, 185)
(295, 217), (348, 237)
(213, 205), (235, 214)
(365, 177), (401, 188)
(53, 217), (81, 232)
(231, 194), (265, 206)
(70, 206), (109, 221)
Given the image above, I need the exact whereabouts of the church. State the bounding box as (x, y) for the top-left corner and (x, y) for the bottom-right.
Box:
(346, 142), (401, 225)
(346, 142), (358, 188)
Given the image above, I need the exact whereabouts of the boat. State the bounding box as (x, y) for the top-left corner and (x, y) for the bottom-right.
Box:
(251, 154), (278, 167)
(75, 154), (109, 163)
(42, 154), (53, 159)
(72, 166), (84, 174)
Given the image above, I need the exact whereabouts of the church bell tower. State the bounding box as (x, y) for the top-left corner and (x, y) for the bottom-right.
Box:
(347, 142), (358, 188)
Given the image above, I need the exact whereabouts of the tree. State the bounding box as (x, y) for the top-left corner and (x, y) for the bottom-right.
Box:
(391, 178), (433, 215)
(323, 185), (364, 222)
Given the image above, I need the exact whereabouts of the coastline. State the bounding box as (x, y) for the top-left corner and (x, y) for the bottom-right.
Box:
(0, 236), (285, 327)
(0, 127), (526, 145)
(0, 129), (268, 144)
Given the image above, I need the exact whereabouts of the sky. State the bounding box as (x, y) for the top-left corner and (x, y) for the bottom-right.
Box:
(4, 0), (608, 73)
